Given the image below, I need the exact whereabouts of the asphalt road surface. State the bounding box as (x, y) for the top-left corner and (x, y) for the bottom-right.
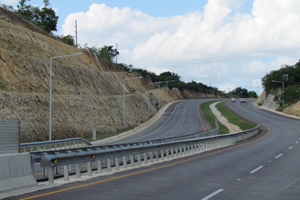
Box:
(10, 99), (300, 200)
(105, 99), (215, 144)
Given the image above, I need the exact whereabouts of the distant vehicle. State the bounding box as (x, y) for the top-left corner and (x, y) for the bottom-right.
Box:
(231, 98), (236, 102)
(241, 98), (246, 103)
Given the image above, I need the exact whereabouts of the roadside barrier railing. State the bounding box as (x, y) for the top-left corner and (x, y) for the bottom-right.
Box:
(39, 125), (259, 184)
(20, 137), (92, 153)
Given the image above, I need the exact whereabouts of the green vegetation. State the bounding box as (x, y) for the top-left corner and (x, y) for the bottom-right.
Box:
(262, 61), (300, 107)
(60, 35), (76, 46)
(14, 0), (59, 33)
(216, 101), (256, 130)
(201, 100), (256, 135)
(229, 87), (257, 98)
(201, 101), (229, 134)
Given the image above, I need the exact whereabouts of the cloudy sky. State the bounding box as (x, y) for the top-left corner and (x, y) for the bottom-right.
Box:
(2, 0), (300, 95)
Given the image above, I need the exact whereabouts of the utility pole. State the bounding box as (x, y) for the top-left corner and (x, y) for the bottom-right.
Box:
(75, 20), (78, 47)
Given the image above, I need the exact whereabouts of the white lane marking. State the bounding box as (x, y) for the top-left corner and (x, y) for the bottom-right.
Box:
(296, 141), (299, 144)
(129, 102), (183, 141)
(202, 189), (224, 200)
(289, 146), (293, 150)
(172, 103), (190, 136)
(275, 154), (282, 158)
(250, 166), (263, 174)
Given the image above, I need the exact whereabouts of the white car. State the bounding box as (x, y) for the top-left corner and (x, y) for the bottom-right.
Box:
(241, 98), (246, 103)
(231, 98), (236, 102)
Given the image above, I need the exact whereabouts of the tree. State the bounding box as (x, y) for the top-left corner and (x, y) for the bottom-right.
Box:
(33, 6), (58, 32)
(60, 35), (75, 46)
(15, 0), (58, 33)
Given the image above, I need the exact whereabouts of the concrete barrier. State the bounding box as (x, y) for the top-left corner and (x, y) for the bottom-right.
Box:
(0, 153), (37, 193)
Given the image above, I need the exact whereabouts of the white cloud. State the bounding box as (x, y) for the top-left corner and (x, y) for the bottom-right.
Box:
(62, 0), (300, 92)
(0, 0), (18, 7)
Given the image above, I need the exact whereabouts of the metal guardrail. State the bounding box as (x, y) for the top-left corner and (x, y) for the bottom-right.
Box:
(39, 125), (259, 184)
(21, 138), (92, 152)
(30, 125), (219, 166)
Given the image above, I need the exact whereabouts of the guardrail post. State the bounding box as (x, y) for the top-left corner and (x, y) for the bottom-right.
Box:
(155, 151), (159, 161)
(48, 167), (54, 185)
(137, 154), (141, 165)
(107, 158), (112, 172)
(183, 146), (187, 155)
(149, 152), (153, 163)
(64, 165), (69, 181)
(166, 149), (169, 159)
(97, 159), (102, 174)
(170, 147), (174, 158)
(175, 147), (179, 157)
(87, 161), (92, 176)
(143, 152), (148, 164)
(122, 156), (127, 169)
(115, 157), (120, 170)
(160, 149), (164, 160)
(130, 154), (134, 166)
(76, 163), (81, 178)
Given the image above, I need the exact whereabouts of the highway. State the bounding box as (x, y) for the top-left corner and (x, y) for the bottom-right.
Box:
(10, 99), (300, 200)
(105, 99), (214, 144)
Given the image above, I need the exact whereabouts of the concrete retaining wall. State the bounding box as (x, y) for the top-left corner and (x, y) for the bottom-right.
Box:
(0, 153), (37, 193)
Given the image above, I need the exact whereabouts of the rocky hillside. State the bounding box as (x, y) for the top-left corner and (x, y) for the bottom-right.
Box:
(0, 8), (221, 142)
(257, 90), (300, 118)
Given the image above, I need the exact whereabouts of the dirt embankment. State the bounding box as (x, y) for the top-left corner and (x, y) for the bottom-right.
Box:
(0, 8), (221, 142)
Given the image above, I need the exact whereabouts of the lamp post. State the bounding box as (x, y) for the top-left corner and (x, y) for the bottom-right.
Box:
(123, 76), (143, 125)
(49, 52), (83, 141)
(147, 80), (175, 113)
(148, 82), (159, 113)
(272, 80), (284, 111)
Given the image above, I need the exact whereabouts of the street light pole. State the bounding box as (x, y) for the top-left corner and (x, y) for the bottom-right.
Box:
(272, 80), (284, 111)
(148, 82), (157, 113)
(123, 76), (143, 125)
(49, 52), (83, 141)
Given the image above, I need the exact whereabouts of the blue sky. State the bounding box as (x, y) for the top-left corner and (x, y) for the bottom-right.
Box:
(1, 0), (300, 95)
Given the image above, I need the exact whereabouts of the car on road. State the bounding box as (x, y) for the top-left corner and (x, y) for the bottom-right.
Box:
(241, 98), (246, 103)
(231, 98), (236, 102)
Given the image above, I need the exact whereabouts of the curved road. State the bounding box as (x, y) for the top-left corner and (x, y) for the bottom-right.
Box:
(10, 99), (300, 200)
(106, 99), (214, 144)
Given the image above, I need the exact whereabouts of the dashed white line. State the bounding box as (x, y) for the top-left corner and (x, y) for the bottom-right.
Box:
(289, 146), (293, 150)
(296, 141), (298, 144)
(202, 189), (224, 200)
(250, 166), (263, 174)
(275, 154), (282, 158)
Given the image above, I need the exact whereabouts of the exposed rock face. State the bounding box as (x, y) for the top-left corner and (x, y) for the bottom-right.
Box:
(283, 102), (300, 117)
(0, 8), (221, 142)
(262, 93), (280, 111)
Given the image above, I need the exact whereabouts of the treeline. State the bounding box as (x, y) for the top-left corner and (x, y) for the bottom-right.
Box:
(229, 87), (257, 98)
(262, 61), (300, 105)
(86, 45), (224, 95)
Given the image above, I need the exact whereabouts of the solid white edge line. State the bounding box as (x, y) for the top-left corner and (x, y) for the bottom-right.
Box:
(275, 154), (282, 159)
(250, 166), (263, 174)
(201, 189), (224, 200)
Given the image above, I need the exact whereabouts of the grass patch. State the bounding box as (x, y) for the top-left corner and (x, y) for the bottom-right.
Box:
(216, 101), (256, 130)
(201, 101), (229, 134)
